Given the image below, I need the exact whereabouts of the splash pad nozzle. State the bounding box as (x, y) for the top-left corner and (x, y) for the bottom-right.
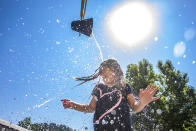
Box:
(71, 18), (93, 37)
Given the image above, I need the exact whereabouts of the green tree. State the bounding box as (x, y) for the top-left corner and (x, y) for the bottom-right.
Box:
(125, 59), (196, 131)
(18, 117), (76, 131)
(126, 59), (158, 130)
(157, 60), (196, 130)
(18, 117), (32, 130)
(31, 123), (45, 131)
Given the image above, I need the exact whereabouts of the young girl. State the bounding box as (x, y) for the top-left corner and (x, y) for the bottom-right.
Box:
(61, 58), (160, 131)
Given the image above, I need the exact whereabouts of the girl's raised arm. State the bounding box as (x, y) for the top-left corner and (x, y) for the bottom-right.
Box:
(127, 85), (160, 113)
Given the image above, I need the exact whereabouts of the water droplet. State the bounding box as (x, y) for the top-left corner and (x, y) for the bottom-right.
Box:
(110, 120), (114, 125)
(95, 121), (99, 124)
(102, 119), (106, 125)
(111, 110), (116, 115)
(121, 123), (124, 126)
(154, 36), (158, 42)
(56, 19), (60, 23)
(110, 96), (113, 101)
(156, 109), (162, 115)
(9, 49), (15, 53)
(174, 41), (186, 57)
(56, 41), (61, 45)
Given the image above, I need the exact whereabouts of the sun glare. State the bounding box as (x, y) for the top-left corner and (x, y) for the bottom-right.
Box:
(106, 2), (157, 47)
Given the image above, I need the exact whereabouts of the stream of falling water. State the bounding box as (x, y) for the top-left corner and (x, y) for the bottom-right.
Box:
(92, 32), (104, 62)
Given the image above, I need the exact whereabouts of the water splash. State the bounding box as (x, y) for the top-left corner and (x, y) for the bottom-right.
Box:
(33, 99), (53, 109)
(33, 92), (65, 109)
(92, 32), (103, 62)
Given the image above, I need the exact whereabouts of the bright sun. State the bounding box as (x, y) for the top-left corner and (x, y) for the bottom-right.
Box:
(106, 2), (157, 47)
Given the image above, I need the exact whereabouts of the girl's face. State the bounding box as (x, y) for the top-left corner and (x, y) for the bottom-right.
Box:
(100, 67), (117, 87)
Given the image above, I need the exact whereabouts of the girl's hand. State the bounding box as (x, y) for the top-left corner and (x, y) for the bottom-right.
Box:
(139, 85), (160, 106)
(61, 99), (72, 108)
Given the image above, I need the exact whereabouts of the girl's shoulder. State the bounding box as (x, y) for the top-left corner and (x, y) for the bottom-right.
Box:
(125, 83), (131, 87)
(125, 83), (133, 94)
(91, 83), (106, 97)
(95, 83), (106, 89)
(125, 83), (133, 88)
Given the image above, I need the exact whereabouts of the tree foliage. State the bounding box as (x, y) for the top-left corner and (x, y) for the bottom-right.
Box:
(157, 60), (196, 130)
(125, 59), (196, 131)
(126, 59), (158, 130)
(18, 117), (76, 131)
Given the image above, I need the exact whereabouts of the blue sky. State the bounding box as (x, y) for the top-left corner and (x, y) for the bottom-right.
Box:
(0, 0), (196, 130)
